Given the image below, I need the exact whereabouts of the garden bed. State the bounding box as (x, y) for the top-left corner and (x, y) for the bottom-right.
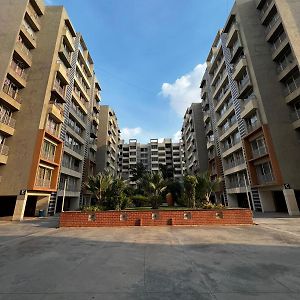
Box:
(59, 208), (253, 227)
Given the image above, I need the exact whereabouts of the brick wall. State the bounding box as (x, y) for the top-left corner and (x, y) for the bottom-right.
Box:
(59, 209), (253, 227)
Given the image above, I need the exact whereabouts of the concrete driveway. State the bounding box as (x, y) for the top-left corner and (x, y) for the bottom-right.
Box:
(0, 215), (299, 299)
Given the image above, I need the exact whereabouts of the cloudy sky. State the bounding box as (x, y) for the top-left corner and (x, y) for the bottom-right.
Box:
(46, 0), (234, 142)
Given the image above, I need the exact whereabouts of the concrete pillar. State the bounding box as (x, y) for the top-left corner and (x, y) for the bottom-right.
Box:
(283, 189), (300, 216)
(227, 194), (238, 207)
(35, 195), (50, 216)
(12, 194), (27, 221)
(259, 190), (276, 213)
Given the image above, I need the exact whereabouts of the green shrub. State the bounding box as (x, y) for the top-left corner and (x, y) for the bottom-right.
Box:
(81, 205), (104, 212)
(131, 195), (149, 207)
(200, 203), (224, 210)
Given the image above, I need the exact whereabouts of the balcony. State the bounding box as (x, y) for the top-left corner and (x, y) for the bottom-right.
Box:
(240, 96), (259, 119)
(90, 127), (97, 138)
(217, 104), (234, 128)
(237, 75), (252, 98)
(265, 14), (282, 41)
(40, 150), (55, 162)
(212, 73), (228, 100)
(56, 62), (70, 85)
(64, 142), (83, 157)
(8, 60), (28, 88)
(291, 110), (300, 130)
(45, 124), (60, 138)
(51, 79), (66, 103)
(226, 23), (239, 48)
(1, 85), (22, 111)
(95, 89), (101, 102)
(0, 115), (16, 136)
(15, 39), (32, 66)
(257, 172), (275, 186)
(74, 75), (90, 101)
(260, 0), (275, 24)
(232, 57), (247, 80)
(271, 33), (289, 61)
(76, 61), (91, 89)
(219, 122), (238, 142)
(89, 142), (97, 152)
(211, 58), (226, 87)
(277, 58), (298, 82)
(230, 41), (243, 63)
(92, 113), (99, 125)
(48, 102), (64, 123)
(252, 145), (268, 159)
(205, 123), (213, 134)
(245, 120), (262, 136)
(78, 48), (92, 77)
(206, 137), (214, 150)
(222, 140), (243, 158)
(35, 178), (51, 188)
(203, 111), (210, 123)
(26, 3), (41, 31)
(201, 86), (208, 99)
(58, 45), (72, 68)
(20, 22), (37, 48)
(69, 106), (86, 128)
(214, 89), (231, 112)
(72, 91), (88, 114)
(0, 144), (9, 165)
(284, 77), (300, 104)
(224, 160), (246, 176)
(62, 26), (75, 52)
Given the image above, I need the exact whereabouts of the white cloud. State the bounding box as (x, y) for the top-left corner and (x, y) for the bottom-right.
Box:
(121, 127), (142, 141)
(160, 63), (206, 116)
(173, 130), (182, 142)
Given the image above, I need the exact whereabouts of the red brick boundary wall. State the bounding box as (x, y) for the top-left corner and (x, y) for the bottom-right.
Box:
(59, 209), (253, 227)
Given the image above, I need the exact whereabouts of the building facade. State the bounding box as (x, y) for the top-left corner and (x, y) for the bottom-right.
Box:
(181, 103), (208, 175)
(200, 0), (300, 215)
(96, 105), (120, 174)
(118, 138), (184, 184)
(0, 0), (101, 219)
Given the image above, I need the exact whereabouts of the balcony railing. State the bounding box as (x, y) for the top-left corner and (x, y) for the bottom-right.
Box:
(27, 3), (41, 26)
(276, 55), (295, 74)
(227, 180), (246, 189)
(265, 14), (280, 35)
(16, 39), (32, 60)
(284, 75), (300, 96)
(245, 120), (261, 135)
(260, 0), (273, 18)
(290, 109), (300, 123)
(271, 32), (287, 53)
(220, 118), (237, 136)
(64, 141), (82, 155)
(70, 103), (85, 121)
(10, 60), (28, 80)
(222, 137), (241, 152)
(224, 158), (245, 170)
(41, 150), (55, 161)
(52, 80), (65, 97)
(49, 101), (64, 117)
(45, 125), (60, 137)
(257, 172), (275, 185)
(0, 114), (16, 128)
(35, 178), (51, 188)
(2, 83), (22, 104)
(21, 21), (37, 41)
(62, 163), (80, 172)
(238, 75), (250, 92)
(252, 146), (267, 158)
(0, 144), (9, 156)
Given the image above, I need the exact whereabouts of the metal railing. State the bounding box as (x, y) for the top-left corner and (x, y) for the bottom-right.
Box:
(0, 114), (16, 128)
(260, 0), (274, 18)
(0, 144), (9, 156)
(21, 21), (36, 41)
(276, 55), (295, 74)
(41, 150), (55, 161)
(238, 75), (250, 92)
(10, 60), (28, 80)
(224, 158), (245, 170)
(284, 75), (300, 96)
(49, 101), (64, 116)
(271, 31), (287, 53)
(265, 14), (280, 35)
(252, 146), (267, 158)
(2, 83), (22, 104)
(52, 80), (65, 97)
(290, 109), (300, 123)
(16, 39), (32, 60)
(257, 173), (275, 184)
(27, 3), (41, 25)
(64, 142), (83, 155)
(45, 125), (60, 137)
(246, 120), (261, 135)
(35, 178), (51, 188)
(222, 137), (241, 152)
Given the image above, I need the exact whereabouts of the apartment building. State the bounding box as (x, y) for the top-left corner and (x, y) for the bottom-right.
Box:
(0, 0), (102, 219)
(0, 1), (74, 219)
(200, 0), (300, 215)
(96, 105), (120, 174)
(181, 103), (208, 175)
(55, 33), (101, 212)
(118, 138), (184, 184)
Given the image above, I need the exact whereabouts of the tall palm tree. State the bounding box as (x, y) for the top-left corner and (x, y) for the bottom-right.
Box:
(199, 172), (221, 203)
(85, 171), (113, 206)
(143, 171), (167, 209)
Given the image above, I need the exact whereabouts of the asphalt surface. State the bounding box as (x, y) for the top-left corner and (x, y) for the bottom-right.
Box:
(0, 214), (299, 299)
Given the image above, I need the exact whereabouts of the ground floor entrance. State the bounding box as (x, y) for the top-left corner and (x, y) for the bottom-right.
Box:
(0, 196), (17, 217)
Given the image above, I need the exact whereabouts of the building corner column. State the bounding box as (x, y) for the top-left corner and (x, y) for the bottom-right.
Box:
(283, 189), (300, 216)
(12, 194), (28, 221)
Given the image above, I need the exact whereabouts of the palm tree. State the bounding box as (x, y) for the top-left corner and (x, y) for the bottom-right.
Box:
(143, 171), (167, 209)
(199, 172), (221, 203)
(85, 171), (113, 206)
(183, 175), (198, 208)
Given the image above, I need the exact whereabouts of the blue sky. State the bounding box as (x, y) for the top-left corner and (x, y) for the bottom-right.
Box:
(46, 0), (234, 142)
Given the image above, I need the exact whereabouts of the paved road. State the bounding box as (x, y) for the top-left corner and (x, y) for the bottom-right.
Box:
(0, 215), (299, 299)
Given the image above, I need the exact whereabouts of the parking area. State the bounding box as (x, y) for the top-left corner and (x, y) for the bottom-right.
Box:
(0, 214), (299, 299)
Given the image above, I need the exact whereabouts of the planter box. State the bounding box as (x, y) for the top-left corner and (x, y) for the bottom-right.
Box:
(59, 209), (253, 227)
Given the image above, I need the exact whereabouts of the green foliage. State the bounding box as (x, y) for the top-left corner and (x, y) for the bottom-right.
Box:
(200, 203), (224, 210)
(130, 162), (147, 183)
(81, 205), (104, 212)
(131, 195), (149, 207)
(142, 171), (167, 209)
(165, 179), (183, 205)
(197, 172), (222, 203)
(84, 172), (131, 211)
(183, 175), (198, 208)
(159, 164), (174, 179)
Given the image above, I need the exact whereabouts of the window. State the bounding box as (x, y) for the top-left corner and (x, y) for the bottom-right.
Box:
(256, 162), (274, 184)
(251, 137), (267, 158)
(36, 166), (52, 187)
(41, 139), (56, 161)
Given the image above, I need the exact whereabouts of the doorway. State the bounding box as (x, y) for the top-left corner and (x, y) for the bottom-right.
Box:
(273, 191), (288, 213)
